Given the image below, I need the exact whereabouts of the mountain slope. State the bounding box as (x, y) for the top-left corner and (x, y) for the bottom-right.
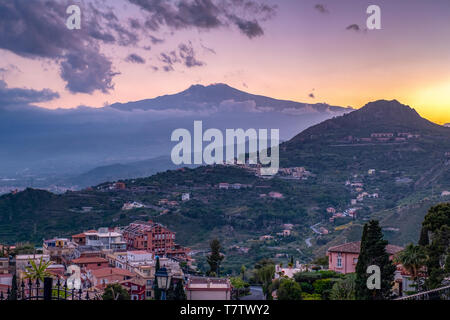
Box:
(109, 83), (351, 113)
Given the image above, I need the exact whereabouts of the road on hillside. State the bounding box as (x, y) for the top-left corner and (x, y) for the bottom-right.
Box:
(240, 286), (265, 300)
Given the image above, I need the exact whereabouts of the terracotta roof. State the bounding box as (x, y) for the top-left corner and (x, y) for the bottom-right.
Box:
(327, 241), (403, 255)
(72, 257), (108, 264)
(72, 233), (86, 238)
(91, 268), (134, 278)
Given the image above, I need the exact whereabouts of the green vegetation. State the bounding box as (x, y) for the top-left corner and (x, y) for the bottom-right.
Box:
(207, 239), (224, 276)
(24, 257), (53, 281)
(276, 279), (303, 300)
(394, 243), (426, 292)
(418, 203), (450, 289)
(330, 273), (356, 300)
(102, 283), (130, 300)
(355, 220), (396, 300)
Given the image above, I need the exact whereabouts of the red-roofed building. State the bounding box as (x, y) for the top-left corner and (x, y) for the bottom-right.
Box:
(72, 256), (109, 270)
(327, 241), (403, 274)
(121, 280), (146, 300)
(88, 268), (134, 289)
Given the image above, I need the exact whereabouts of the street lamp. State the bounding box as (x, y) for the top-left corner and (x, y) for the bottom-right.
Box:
(155, 267), (171, 300)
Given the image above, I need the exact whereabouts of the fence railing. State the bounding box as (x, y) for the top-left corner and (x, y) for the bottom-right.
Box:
(0, 277), (94, 301)
(395, 284), (450, 300)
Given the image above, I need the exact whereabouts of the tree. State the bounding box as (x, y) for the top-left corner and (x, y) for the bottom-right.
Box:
(419, 203), (450, 289)
(330, 273), (356, 300)
(254, 263), (275, 300)
(207, 239), (224, 276)
(312, 256), (329, 268)
(154, 256), (161, 300)
(240, 265), (246, 281)
(167, 280), (187, 300)
(312, 278), (336, 300)
(230, 277), (246, 299)
(102, 283), (130, 300)
(277, 279), (302, 300)
(24, 257), (53, 281)
(425, 225), (450, 289)
(355, 220), (396, 300)
(8, 274), (18, 300)
(394, 243), (426, 292)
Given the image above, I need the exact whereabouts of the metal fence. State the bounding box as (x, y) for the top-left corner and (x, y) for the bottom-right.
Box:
(395, 284), (450, 300)
(0, 277), (93, 301)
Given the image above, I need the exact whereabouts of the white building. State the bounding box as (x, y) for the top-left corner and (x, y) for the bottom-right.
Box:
(84, 228), (127, 250)
(181, 193), (190, 201)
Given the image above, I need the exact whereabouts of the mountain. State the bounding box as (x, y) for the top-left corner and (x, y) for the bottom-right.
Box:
(109, 83), (349, 113)
(0, 83), (351, 182)
(65, 156), (197, 188)
(288, 100), (448, 143)
(282, 100), (450, 177)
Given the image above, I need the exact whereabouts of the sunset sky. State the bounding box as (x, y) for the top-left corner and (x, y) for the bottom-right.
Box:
(1, 0), (449, 124)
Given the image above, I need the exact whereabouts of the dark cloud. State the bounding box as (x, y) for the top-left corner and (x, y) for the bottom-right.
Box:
(314, 4), (328, 14)
(228, 15), (264, 38)
(309, 93), (315, 99)
(159, 42), (205, 71)
(150, 35), (164, 44)
(178, 42), (204, 67)
(346, 24), (361, 32)
(0, 0), (275, 94)
(128, 0), (276, 38)
(126, 53), (146, 64)
(0, 0), (141, 94)
(0, 80), (59, 105)
(60, 49), (119, 94)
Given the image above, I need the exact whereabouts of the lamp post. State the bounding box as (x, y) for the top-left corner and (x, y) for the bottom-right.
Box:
(155, 267), (171, 300)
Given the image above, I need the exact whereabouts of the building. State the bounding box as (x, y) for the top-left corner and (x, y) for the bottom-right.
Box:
(219, 183), (230, 190)
(72, 256), (109, 270)
(88, 267), (134, 289)
(275, 262), (307, 279)
(327, 241), (403, 274)
(43, 238), (77, 264)
(371, 133), (394, 138)
(15, 254), (50, 279)
(112, 182), (126, 190)
(122, 202), (144, 210)
(186, 277), (232, 300)
(269, 192), (284, 199)
(122, 221), (190, 260)
(107, 250), (153, 271)
(0, 257), (9, 274)
(121, 280), (146, 300)
(181, 193), (190, 201)
(0, 273), (12, 296)
(73, 228), (127, 251)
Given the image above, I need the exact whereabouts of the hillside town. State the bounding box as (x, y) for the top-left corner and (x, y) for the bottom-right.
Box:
(0, 218), (444, 301)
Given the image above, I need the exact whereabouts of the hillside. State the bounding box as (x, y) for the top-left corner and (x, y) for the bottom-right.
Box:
(1, 99), (449, 273)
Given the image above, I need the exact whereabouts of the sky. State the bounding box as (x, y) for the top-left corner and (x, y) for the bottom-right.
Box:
(1, 0), (450, 124)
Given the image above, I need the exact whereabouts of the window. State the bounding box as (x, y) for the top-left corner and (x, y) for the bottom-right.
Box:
(337, 253), (342, 268)
(353, 258), (358, 264)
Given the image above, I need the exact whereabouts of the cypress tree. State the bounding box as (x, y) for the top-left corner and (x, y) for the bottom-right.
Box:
(154, 256), (161, 300)
(355, 220), (396, 300)
(207, 239), (224, 276)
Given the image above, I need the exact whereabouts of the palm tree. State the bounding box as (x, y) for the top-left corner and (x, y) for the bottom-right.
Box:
(24, 257), (53, 282)
(395, 243), (426, 292)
